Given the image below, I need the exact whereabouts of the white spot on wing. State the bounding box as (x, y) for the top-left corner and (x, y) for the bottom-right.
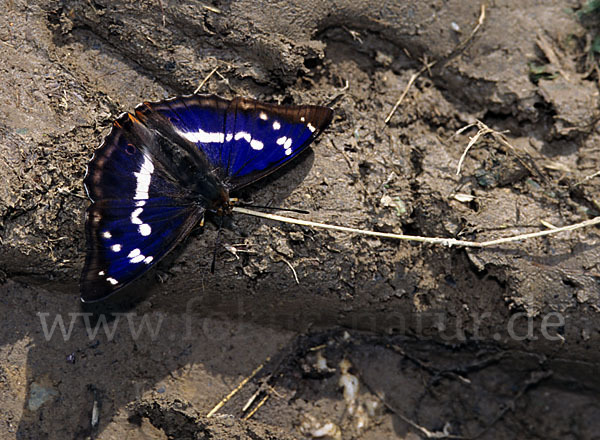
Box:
(259, 112), (268, 120)
(131, 208), (143, 225)
(130, 254), (145, 264)
(134, 153), (154, 200)
(106, 277), (118, 285)
(143, 256), (154, 264)
(278, 136), (292, 155)
(98, 271), (105, 276)
(226, 133), (233, 142)
(139, 223), (152, 236)
(111, 244), (122, 253)
(273, 121), (281, 130)
(102, 231), (112, 239)
(307, 123), (316, 132)
(128, 248), (150, 264)
(300, 116), (305, 122)
(131, 207), (151, 237)
(136, 200), (146, 207)
(232, 131), (265, 151)
(234, 131), (252, 143)
(176, 128), (224, 144)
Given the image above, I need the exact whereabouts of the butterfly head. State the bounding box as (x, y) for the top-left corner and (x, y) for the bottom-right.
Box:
(208, 186), (233, 216)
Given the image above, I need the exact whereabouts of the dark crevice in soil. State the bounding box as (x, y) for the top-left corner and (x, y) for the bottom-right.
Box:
(482, 107), (561, 146)
(134, 402), (210, 439)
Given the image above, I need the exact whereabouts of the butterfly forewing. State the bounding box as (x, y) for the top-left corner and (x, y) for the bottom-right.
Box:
(81, 113), (209, 302)
(140, 95), (333, 188)
(85, 113), (201, 202)
(222, 98), (333, 188)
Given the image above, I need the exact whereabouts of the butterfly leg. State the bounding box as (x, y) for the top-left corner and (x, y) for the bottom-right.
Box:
(210, 215), (225, 273)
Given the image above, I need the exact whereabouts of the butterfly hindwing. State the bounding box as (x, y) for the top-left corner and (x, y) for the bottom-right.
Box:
(81, 198), (203, 302)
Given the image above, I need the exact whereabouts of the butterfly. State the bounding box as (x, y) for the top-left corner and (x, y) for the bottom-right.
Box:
(81, 94), (333, 302)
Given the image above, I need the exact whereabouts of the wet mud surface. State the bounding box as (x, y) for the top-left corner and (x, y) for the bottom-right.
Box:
(1, 0), (600, 438)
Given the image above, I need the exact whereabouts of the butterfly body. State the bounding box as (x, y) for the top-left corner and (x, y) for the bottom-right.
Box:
(81, 94), (332, 302)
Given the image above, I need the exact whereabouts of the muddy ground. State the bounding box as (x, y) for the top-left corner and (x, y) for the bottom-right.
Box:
(1, 0), (600, 438)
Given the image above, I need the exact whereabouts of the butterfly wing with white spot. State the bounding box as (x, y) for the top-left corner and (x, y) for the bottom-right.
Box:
(81, 198), (202, 302)
(222, 97), (333, 188)
(136, 95), (333, 189)
(134, 95), (228, 178)
(82, 113), (207, 302)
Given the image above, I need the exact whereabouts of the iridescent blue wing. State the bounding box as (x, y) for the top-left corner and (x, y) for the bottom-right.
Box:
(82, 199), (201, 302)
(221, 97), (334, 188)
(81, 113), (206, 302)
(136, 95), (333, 189)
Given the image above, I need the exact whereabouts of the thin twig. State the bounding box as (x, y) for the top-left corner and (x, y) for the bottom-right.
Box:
(445, 4), (487, 60)
(242, 394), (269, 420)
(576, 170), (600, 186)
(455, 123), (489, 175)
(194, 67), (219, 94)
(206, 357), (270, 417)
(385, 4), (486, 124)
(363, 359), (551, 439)
(58, 187), (87, 199)
(157, 0), (166, 27)
(384, 62), (435, 124)
(233, 207), (600, 249)
(281, 258), (300, 284)
(202, 3), (222, 13)
(358, 370), (464, 439)
(242, 389), (261, 413)
(332, 139), (353, 170)
(376, 390), (463, 438)
(455, 120), (546, 183)
(535, 32), (573, 82)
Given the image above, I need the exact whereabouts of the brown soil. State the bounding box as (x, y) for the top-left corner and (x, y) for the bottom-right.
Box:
(1, 0), (600, 438)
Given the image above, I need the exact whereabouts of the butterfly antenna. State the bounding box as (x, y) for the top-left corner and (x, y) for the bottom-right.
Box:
(210, 215), (224, 274)
(237, 203), (309, 215)
(326, 92), (345, 108)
